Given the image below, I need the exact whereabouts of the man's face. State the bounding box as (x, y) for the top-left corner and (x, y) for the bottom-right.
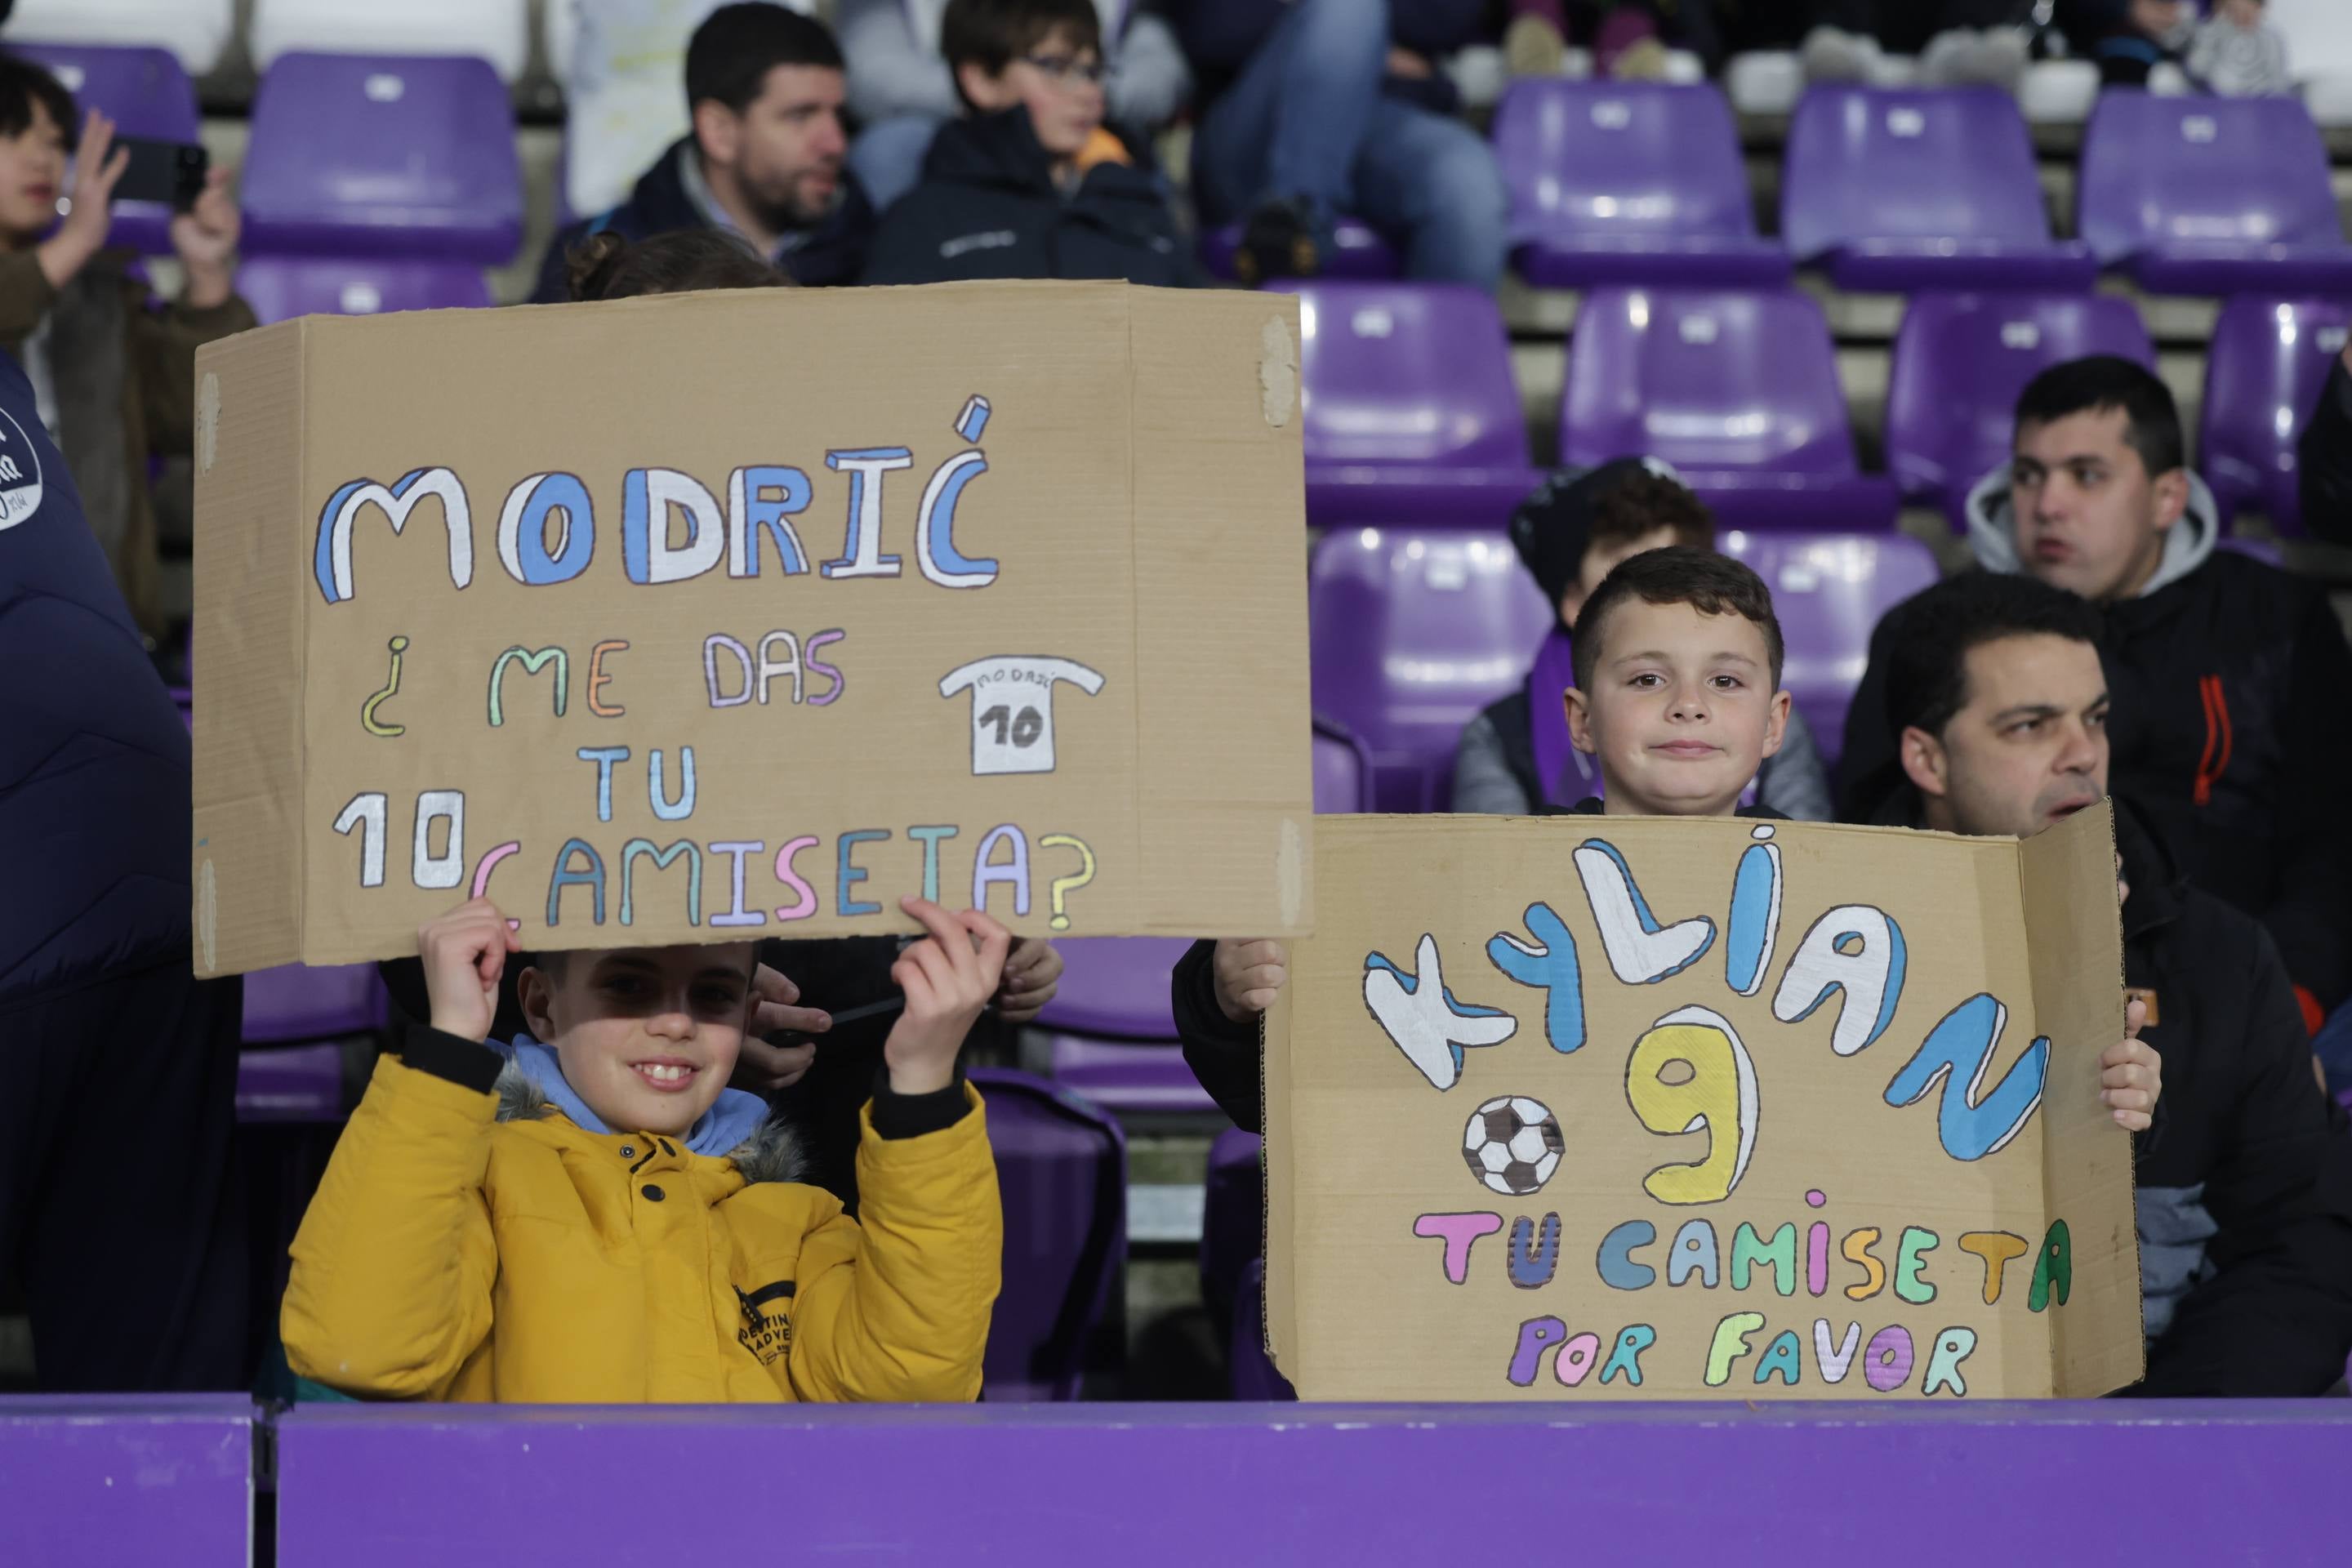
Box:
(0, 98), (67, 240)
(957, 29), (1106, 158)
(520, 945), (755, 1137)
(2008, 407), (2183, 603)
(699, 64), (847, 227)
(1905, 635), (2109, 840)
(1566, 598), (1788, 815)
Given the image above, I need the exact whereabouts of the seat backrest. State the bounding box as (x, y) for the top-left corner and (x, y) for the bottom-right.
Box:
(4, 0), (234, 74)
(967, 1068), (1126, 1402)
(242, 963), (390, 1046)
(1491, 79), (1755, 243)
(1276, 282), (1529, 470)
(7, 43), (198, 255)
(249, 0), (533, 81)
(2078, 90), (2344, 264)
(242, 52), (523, 265)
(2201, 296), (2352, 532)
(1310, 719), (1374, 813)
(2270, 0), (2352, 78)
(1308, 528), (1552, 810)
(1031, 936), (1186, 1040)
(236, 257), (494, 324)
(1561, 287), (1860, 479)
(1783, 86), (2054, 262)
(1886, 292), (2155, 506)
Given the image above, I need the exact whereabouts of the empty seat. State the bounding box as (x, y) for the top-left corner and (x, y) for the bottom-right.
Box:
(1493, 79), (1789, 290)
(2078, 91), (2352, 296)
(242, 54), (523, 265)
(1200, 1128), (1262, 1331)
(1560, 287), (1900, 531)
(1886, 292), (2155, 526)
(243, 964), (389, 1045)
(7, 42), (197, 255)
(2, 0), (233, 74)
(2201, 296), (2352, 534)
(249, 0), (532, 82)
(1279, 281), (1537, 530)
(237, 257), (494, 323)
(1231, 1258), (1298, 1400)
(1311, 719), (1374, 813)
(1783, 87), (2095, 292)
(1717, 529), (1941, 774)
(1200, 219), (1400, 283)
(236, 1042), (354, 1122)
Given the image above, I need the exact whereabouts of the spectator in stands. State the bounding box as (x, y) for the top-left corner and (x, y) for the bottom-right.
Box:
(0, 65), (252, 653)
(1172, 0), (1511, 288)
(1503, 2), (1727, 80)
(1840, 356), (2352, 1038)
(840, 0), (1192, 214)
(1869, 572), (2352, 1396)
(0, 336), (247, 1392)
(860, 0), (1198, 286)
(2301, 341), (2352, 547)
(1800, 2), (2042, 91)
(2057, 0), (2194, 87)
(529, 3), (872, 301)
(2188, 0), (2293, 96)
(1452, 459), (1833, 820)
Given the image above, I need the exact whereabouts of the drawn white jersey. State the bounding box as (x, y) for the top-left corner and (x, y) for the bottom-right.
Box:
(938, 655), (1107, 775)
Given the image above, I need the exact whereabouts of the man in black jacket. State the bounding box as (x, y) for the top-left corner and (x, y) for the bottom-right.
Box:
(860, 0), (1196, 287)
(1842, 356), (2352, 1031)
(2300, 343), (2352, 548)
(1866, 570), (2352, 1396)
(528, 4), (875, 301)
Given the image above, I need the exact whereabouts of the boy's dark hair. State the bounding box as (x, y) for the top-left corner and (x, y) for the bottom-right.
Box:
(566, 229), (792, 301)
(942, 0), (1103, 112)
(685, 2), (844, 114)
(1591, 469), (1716, 555)
(2013, 355), (2185, 479)
(0, 57), (79, 152)
(1510, 458), (1714, 618)
(1571, 547), (1784, 693)
(1879, 572), (2105, 741)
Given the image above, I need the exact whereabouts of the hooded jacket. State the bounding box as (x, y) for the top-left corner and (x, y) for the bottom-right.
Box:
(528, 137), (878, 302)
(859, 108), (1196, 287)
(1840, 466), (2352, 1017)
(282, 1019), (1000, 1403)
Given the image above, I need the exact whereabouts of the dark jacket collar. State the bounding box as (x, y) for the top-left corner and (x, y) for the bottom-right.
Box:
(919, 107), (1165, 209)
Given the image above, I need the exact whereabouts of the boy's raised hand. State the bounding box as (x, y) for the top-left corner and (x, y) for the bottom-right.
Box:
(2100, 996), (2162, 1133)
(884, 898), (1011, 1096)
(419, 897), (520, 1045)
(1213, 938), (1288, 1023)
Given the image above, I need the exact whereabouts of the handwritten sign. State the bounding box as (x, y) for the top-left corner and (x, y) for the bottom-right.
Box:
(191, 283), (1313, 972)
(1263, 808), (2143, 1400)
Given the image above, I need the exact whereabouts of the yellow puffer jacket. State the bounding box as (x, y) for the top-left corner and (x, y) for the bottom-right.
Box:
(282, 1028), (1000, 1402)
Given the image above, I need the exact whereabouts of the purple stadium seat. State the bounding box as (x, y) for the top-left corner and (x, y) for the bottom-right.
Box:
(236, 256), (494, 323)
(7, 44), (197, 256)
(1276, 281), (1538, 531)
(1492, 79), (1790, 289)
(1717, 528), (1940, 774)
(1307, 528), (1552, 811)
(1036, 938), (1187, 1042)
(241, 53), (523, 265)
(235, 1042), (351, 1122)
(242, 963), (389, 1045)
(2201, 296), (2352, 534)
(1561, 287), (1900, 532)
(1200, 1128), (1261, 1328)
(1783, 87), (2096, 292)
(1886, 292), (2155, 526)
(1200, 218), (1400, 282)
(2078, 91), (2352, 295)
(968, 1068), (1126, 1401)
(1310, 719), (1374, 813)
(2, 1396), (253, 1562)
(1230, 1258), (1297, 1400)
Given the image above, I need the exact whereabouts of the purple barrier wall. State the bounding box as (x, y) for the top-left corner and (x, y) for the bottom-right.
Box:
(0, 1396), (252, 1567)
(278, 1401), (2352, 1566)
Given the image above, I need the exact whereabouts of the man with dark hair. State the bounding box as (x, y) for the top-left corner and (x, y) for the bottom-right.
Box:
(1871, 571), (2352, 1396)
(529, 2), (872, 299)
(1842, 354), (2352, 1033)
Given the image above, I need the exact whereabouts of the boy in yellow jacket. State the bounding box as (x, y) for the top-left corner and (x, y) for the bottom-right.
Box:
(283, 894), (1007, 1403)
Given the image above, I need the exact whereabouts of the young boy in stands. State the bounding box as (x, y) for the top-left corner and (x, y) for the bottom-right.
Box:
(285, 895), (1006, 1402)
(859, 0), (1196, 286)
(1840, 356), (2352, 1040)
(1177, 546), (2162, 1134)
(1454, 458), (1833, 821)
(1863, 572), (2352, 1395)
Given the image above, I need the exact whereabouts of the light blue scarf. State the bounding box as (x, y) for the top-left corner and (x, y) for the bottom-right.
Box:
(500, 1035), (773, 1157)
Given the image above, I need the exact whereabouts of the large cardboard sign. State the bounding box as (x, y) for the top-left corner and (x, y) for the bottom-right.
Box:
(190, 283), (1313, 973)
(1265, 808), (2142, 1400)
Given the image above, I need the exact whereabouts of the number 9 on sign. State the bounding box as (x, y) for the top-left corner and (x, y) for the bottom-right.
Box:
(1624, 1004), (1758, 1205)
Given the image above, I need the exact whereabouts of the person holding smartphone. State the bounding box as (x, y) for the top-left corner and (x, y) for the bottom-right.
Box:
(0, 59), (251, 663)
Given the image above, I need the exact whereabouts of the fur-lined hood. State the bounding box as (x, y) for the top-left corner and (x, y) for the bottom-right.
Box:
(492, 1059), (806, 1186)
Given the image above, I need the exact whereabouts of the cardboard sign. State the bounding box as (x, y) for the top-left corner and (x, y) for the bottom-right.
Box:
(1264, 807), (2143, 1401)
(190, 283), (1313, 973)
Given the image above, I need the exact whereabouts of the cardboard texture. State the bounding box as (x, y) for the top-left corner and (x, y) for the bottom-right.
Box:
(190, 283), (1312, 973)
(1264, 805), (2143, 1401)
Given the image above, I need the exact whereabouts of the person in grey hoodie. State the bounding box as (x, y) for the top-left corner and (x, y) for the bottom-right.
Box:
(1840, 355), (2352, 1030)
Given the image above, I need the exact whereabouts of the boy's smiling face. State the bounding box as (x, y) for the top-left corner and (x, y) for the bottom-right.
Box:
(1566, 598), (1789, 816)
(519, 945), (756, 1137)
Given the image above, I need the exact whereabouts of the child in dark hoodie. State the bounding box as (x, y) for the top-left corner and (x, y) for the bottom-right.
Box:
(858, 0), (1196, 287)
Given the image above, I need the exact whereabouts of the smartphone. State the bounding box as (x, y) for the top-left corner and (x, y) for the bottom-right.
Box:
(110, 137), (209, 211)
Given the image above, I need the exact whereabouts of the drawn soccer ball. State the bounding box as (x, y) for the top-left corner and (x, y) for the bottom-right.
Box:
(1462, 1095), (1565, 1196)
